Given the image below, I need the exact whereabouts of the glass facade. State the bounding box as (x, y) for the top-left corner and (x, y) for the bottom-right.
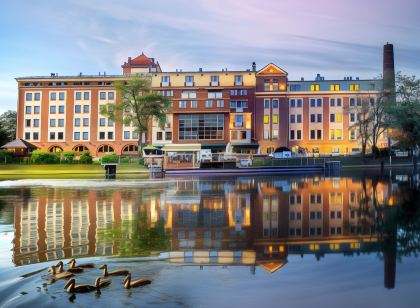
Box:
(179, 114), (224, 140)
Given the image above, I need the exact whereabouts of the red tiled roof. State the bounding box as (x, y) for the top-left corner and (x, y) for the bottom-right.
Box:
(130, 52), (154, 66)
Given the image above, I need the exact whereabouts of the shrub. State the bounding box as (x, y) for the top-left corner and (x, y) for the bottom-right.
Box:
(101, 152), (119, 164)
(120, 157), (129, 163)
(61, 151), (75, 164)
(0, 150), (16, 163)
(79, 151), (93, 164)
(138, 157), (144, 165)
(31, 150), (60, 164)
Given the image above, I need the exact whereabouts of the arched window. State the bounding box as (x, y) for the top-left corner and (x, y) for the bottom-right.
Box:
(98, 145), (114, 153)
(49, 146), (63, 153)
(122, 144), (138, 153)
(73, 145), (89, 152)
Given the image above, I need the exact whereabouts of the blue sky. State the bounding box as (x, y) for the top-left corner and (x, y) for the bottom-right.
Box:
(1, 0), (420, 113)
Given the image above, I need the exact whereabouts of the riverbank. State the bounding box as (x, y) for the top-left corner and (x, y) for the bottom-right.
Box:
(0, 164), (148, 179)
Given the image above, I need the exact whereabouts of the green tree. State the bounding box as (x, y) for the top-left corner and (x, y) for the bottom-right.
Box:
(0, 110), (17, 145)
(100, 77), (171, 156)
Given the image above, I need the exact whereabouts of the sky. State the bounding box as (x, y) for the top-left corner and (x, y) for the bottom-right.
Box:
(1, 0), (420, 113)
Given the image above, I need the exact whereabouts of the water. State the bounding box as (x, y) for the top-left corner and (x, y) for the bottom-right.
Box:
(0, 171), (419, 307)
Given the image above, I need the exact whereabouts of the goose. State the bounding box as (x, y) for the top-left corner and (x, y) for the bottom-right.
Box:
(64, 278), (97, 293)
(49, 266), (74, 281)
(99, 264), (130, 277)
(56, 261), (84, 273)
(67, 258), (95, 269)
(123, 274), (151, 289)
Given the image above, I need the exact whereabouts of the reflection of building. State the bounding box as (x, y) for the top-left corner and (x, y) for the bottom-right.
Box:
(12, 177), (392, 279)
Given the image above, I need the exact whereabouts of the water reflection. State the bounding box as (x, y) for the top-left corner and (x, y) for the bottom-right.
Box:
(2, 174), (420, 290)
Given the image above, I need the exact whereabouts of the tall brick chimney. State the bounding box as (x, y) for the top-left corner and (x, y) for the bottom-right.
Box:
(383, 43), (396, 103)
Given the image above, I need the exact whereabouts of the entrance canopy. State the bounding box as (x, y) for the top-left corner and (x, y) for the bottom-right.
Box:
(162, 144), (201, 152)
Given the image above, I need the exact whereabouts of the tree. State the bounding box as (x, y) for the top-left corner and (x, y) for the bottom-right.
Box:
(0, 110), (17, 145)
(101, 77), (171, 156)
(386, 74), (420, 169)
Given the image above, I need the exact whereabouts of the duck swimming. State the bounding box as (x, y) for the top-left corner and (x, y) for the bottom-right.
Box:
(67, 258), (95, 269)
(99, 264), (130, 277)
(123, 274), (151, 289)
(64, 278), (97, 293)
(49, 266), (73, 281)
(56, 261), (84, 273)
(96, 277), (112, 289)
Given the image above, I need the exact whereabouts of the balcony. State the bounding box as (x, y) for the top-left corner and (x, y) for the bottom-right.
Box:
(230, 129), (251, 144)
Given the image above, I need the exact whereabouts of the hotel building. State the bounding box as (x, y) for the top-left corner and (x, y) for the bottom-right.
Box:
(15, 44), (395, 156)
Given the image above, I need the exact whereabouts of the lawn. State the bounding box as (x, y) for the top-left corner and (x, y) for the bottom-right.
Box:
(0, 164), (148, 180)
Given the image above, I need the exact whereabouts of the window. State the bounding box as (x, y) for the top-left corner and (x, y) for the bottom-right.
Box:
(336, 129), (342, 140)
(108, 92), (114, 100)
(336, 112), (343, 123)
(33, 119), (39, 127)
(210, 75), (218, 85)
(273, 79), (279, 91)
(264, 99), (270, 109)
(234, 75), (243, 85)
(297, 130), (302, 139)
(74, 132), (80, 140)
(350, 98), (355, 107)
(178, 114), (224, 140)
(205, 100), (213, 108)
(83, 132), (88, 140)
(100, 92), (106, 100)
(75, 92), (82, 100)
(264, 79), (270, 91)
(161, 75), (170, 85)
(330, 84), (340, 91)
(50, 92), (56, 100)
(75, 105), (81, 113)
(50, 119), (56, 127)
(330, 99), (335, 107)
(330, 114), (335, 122)
(124, 131), (130, 139)
(208, 91), (222, 99)
(290, 99), (295, 107)
(310, 114), (316, 123)
(179, 100), (186, 108)
(290, 115), (295, 123)
(108, 118), (113, 126)
(57, 132), (63, 140)
(289, 84), (301, 91)
(310, 99), (316, 107)
(107, 132), (113, 139)
(297, 115), (302, 123)
(25, 93), (32, 101)
(83, 92), (90, 100)
(191, 100), (198, 108)
(25, 119), (31, 127)
(58, 119), (64, 127)
(50, 105), (56, 114)
(99, 118), (105, 126)
(230, 100), (248, 109)
(216, 100), (224, 108)
(25, 132), (30, 139)
(157, 132), (163, 140)
(59, 92), (65, 100)
(272, 130), (278, 139)
(25, 106), (31, 114)
(58, 105), (65, 113)
(34, 93), (40, 101)
(263, 130), (269, 140)
(350, 130), (356, 140)
(272, 115), (279, 124)
(50, 132), (55, 140)
(74, 118), (80, 127)
(290, 130), (295, 140)
(317, 99), (322, 107)
(350, 113), (355, 122)
(83, 118), (89, 127)
(264, 115), (270, 124)
(185, 76), (194, 86)
(350, 84), (360, 91)
(330, 129), (335, 140)
(296, 99), (302, 107)
(235, 114), (244, 127)
(99, 132), (105, 140)
(182, 90), (196, 99)
(165, 131), (172, 140)
(310, 130), (315, 140)
(337, 98), (342, 107)
(273, 99), (279, 108)
(230, 89), (247, 96)
(310, 84), (320, 91)
(98, 145), (114, 153)
(317, 130), (322, 140)
(33, 132), (39, 140)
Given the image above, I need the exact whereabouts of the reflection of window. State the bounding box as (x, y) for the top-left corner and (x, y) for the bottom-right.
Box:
(179, 114), (224, 140)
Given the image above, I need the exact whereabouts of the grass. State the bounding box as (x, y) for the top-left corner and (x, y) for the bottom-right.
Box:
(0, 164), (148, 180)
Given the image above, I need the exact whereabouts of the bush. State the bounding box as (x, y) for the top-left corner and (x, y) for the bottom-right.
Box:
(0, 150), (16, 163)
(120, 157), (129, 163)
(31, 150), (60, 164)
(79, 151), (93, 164)
(101, 152), (119, 164)
(138, 157), (144, 165)
(61, 151), (75, 164)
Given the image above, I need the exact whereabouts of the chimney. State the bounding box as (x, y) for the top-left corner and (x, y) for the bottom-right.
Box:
(199, 68), (203, 72)
(252, 62), (256, 72)
(128, 57), (132, 64)
(383, 43), (396, 103)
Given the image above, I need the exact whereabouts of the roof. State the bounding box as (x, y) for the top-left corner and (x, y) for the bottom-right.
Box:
(258, 260), (287, 273)
(0, 139), (37, 150)
(131, 53), (155, 66)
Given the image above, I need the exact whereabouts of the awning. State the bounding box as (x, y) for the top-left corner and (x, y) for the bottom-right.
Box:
(232, 144), (260, 149)
(143, 145), (160, 150)
(162, 144), (201, 152)
(201, 143), (227, 149)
